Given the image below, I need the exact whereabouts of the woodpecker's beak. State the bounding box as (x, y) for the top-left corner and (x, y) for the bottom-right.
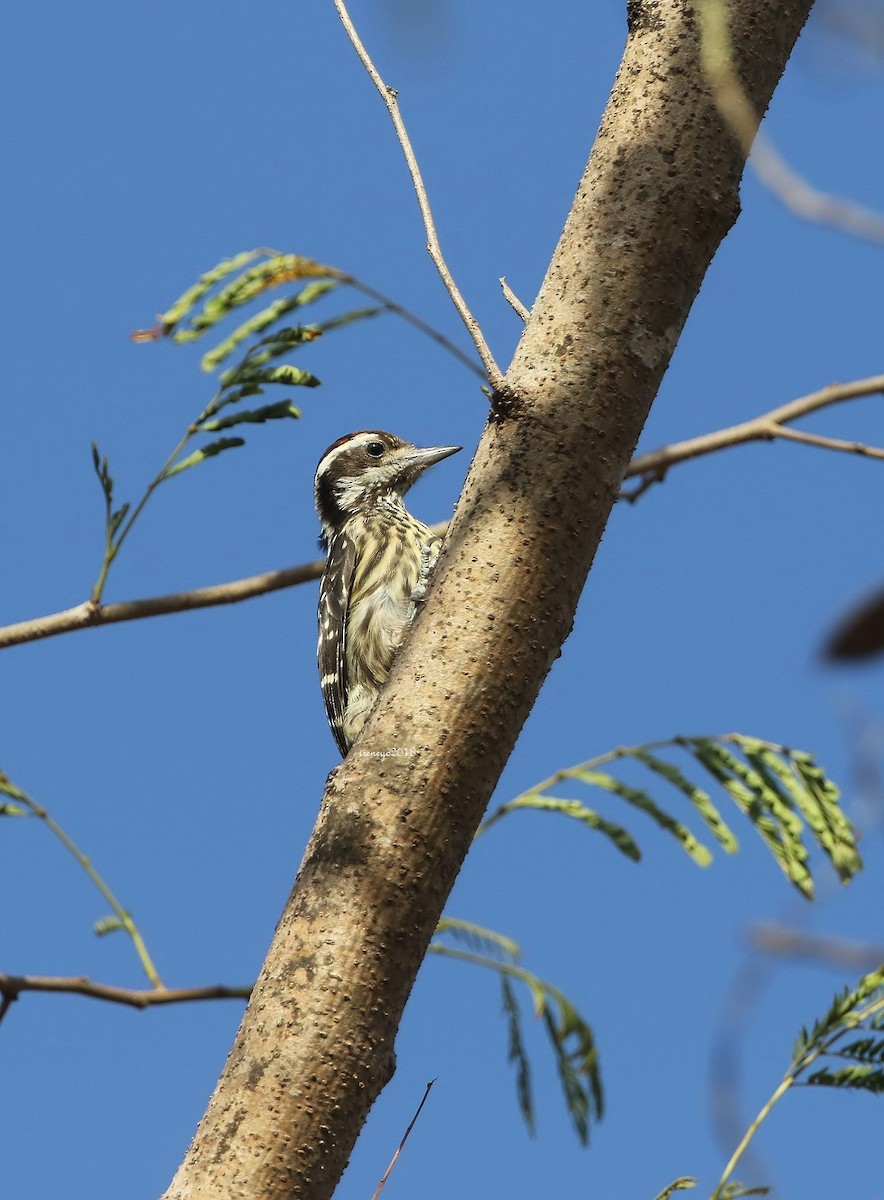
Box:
(407, 444), (462, 473)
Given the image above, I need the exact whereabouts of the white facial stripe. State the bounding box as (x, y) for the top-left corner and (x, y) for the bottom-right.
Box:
(314, 432), (389, 486)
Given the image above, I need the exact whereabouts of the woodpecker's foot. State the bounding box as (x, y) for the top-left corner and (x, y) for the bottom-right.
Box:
(411, 538), (441, 604)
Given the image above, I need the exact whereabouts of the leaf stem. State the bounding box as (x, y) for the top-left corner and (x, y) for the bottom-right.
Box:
(344, 275), (486, 381)
(480, 733), (787, 832)
(90, 392), (222, 604)
(1, 777), (164, 988)
(712, 1073), (794, 1198)
(713, 986), (884, 1197)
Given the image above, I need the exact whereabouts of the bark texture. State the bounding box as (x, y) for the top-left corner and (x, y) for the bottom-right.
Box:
(163, 3), (814, 1197)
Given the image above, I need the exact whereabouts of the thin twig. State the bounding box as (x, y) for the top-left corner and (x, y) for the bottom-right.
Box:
(345, 274), (485, 380)
(331, 0), (502, 389)
(499, 277), (530, 322)
(748, 923), (884, 972)
(0, 973), (251, 1021)
(91, 388), (225, 604)
(621, 374), (884, 500)
(370, 1079), (436, 1200)
(0, 774), (164, 987)
(699, 0), (884, 246)
(769, 424), (884, 459)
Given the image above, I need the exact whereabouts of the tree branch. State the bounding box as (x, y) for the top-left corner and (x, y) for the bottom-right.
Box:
(0, 973), (250, 1020)
(621, 373), (884, 499)
(499, 276), (530, 322)
(0, 559), (325, 650)
(748, 923), (884, 971)
(331, 0), (503, 388)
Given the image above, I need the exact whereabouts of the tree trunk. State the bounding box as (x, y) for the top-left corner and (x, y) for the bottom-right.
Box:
(162, 3), (814, 1197)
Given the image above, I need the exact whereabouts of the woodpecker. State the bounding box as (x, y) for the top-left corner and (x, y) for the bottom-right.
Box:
(314, 430), (461, 756)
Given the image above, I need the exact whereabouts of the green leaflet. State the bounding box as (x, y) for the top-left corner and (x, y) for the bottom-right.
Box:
(159, 250), (263, 329)
(574, 768), (713, 866)
(0, 773), (28, 813)
(501, 977), (535, 1135)
(684, 739), (813, 896)
(93, 916), (125, 937)
(791, 750), (861, 881)
(434, 917), (521, 963)
(198, 282), (346, 370)
(163, 437), (246, 478)
(479, 794), (641, 861)
(168, 254), (337, 341)
(198, 401), (301, 434)
(831, 1035), (884, 1063)
(805, 1064), (884, 1092)
(651, 1179), (697, 1200)
(632, 749), (739, 852)
(219, 362), (321, 390)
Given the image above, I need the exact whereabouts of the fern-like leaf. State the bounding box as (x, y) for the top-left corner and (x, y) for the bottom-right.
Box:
(435, 917), (520, 963)
(805, 1064), (884, 1092)
(501, 977), (534, 1134)
(429, 923), (601, 1143)
(482, 733), (860, 899)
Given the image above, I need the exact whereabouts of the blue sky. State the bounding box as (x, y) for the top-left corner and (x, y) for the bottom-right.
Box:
(2, 2), (883, 1198)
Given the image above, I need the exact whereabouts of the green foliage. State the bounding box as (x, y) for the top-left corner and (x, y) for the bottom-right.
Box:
(90, 444), (131, 542)
(161, 437), (247, 479)
(650, 1177), (770, 1200)
(651, 1179), (697, 1200)
(457, 731), (861, 1148)
(712, 964), (884, 1198)
(430, 917), (602, 1144)
(793, 967), (884, 1060)
(481, 733), (860, 898)
(150, 249), (265, 330)
(88, 252), (381, 602)
(0, 772), (27, 816)
(93, 916), (125, 937)
(158, 253), (341, 342)
(795, 966), (884, 1099)
(805, 1063), (884, 1092)
(149, 246), (484, 380)
(501, 977), (534, 1133)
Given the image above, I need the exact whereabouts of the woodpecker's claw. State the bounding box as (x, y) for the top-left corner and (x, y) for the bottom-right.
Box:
(411, 538), (441, 604)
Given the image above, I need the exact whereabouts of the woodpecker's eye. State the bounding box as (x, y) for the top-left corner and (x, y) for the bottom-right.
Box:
(365, 441), (385, 458)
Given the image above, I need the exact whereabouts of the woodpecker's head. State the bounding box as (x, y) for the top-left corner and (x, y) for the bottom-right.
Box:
(314, 430), (461, 541)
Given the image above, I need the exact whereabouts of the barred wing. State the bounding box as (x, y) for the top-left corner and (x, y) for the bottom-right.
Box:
(317, 532), (356, 757)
